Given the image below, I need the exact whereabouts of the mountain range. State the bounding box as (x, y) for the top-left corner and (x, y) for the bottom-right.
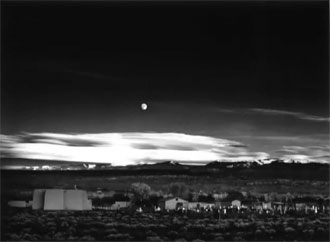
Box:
(1, 157), (328, 180)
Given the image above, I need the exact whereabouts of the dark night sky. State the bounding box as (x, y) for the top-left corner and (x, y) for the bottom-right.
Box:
(1, 1), (329, 164)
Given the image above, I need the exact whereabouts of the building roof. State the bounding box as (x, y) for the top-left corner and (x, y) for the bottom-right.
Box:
(164, 197), (187, 202)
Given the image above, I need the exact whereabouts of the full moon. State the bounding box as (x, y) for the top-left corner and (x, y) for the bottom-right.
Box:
(141, 103), (148, 111)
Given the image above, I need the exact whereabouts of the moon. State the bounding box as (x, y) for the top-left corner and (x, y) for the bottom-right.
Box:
(141, 103), (148, 111)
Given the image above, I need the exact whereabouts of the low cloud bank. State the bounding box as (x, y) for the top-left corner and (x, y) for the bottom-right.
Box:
(276, 145), (330, 164)
(0, 132), (269, 166)
(2, 132), (328, 165)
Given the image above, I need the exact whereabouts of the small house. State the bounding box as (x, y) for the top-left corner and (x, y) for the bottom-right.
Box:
(188, 202), (201, 210)
(232, 200), (241, 208)
(8, 200), (30, 208)
(110, 201), (131, 210)
(162, 197), (188, 210)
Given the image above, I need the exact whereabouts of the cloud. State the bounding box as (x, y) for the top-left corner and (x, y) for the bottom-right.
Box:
(250, 108), (330, 122)
(19, 133), (106, 147)
(276, 145), (330, 163)
(229, 144), (248, 148)
(214, 108), (239, 113)
(0, 132), (269, 166)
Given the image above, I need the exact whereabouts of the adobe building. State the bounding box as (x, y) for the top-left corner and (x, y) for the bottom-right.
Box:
(160, 197), (188, 210)
(32, 189), (92, 210)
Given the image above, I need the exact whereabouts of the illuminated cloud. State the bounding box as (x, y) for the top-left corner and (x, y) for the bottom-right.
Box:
(250, 108), (330, 122)
(276, 145), (330, 163)
(1, 132), (269, 166)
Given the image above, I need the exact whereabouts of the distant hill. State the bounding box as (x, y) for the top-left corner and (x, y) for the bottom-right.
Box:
(131, 161), (188, 171)
(1, 157), (329, 180)
(205, 161), (261, 169)
(0, 158), (110, 169)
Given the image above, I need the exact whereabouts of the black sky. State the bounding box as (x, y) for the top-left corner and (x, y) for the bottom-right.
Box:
(3, 1), (328, 109)
(1, 1), (329, 162)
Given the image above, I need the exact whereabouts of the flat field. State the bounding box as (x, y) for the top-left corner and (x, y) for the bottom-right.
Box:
(2, 208), (329, 241)
(1, 170), (329, 201)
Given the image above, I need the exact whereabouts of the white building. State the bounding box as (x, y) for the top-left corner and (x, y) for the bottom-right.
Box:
(32, 189), (46, 210)
(164, 197), (188, 210)
(231, 200), (241, 208)
(110, 201), (131, 210)
(32, 189), (92, 210)
(8, 201), (30, 208)
(188, 202), (200, 210)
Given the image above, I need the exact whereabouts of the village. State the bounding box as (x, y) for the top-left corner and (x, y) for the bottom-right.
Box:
(4, 182), (330, 241)
(8, 182), (330, 216)
(90, 183), (330, 216)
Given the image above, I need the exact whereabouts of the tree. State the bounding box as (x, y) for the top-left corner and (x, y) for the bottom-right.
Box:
(198, 194), (215, 203)
(149, 194), (163, 206)
(131, 183), (151, 201)
(225, 191), (244, 201)
(168, 182), (188, 198)
(188, 192), (196, 202)
(113, 193), (130, 201)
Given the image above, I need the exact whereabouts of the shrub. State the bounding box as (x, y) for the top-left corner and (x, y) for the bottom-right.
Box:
(233, 236), (245, 241)
(146, 236), (163, 241)
(131, 229), (146, 241)
(105, 228), (118, 235)
(192, 239), (205, 242)
(167, 230), (179, 240)
(53, 232), (66, 240)
(117, 233), (131, 241)
(68, 235), (79, 240)
(9, 234), (21, 241)
(284, 226), (297, 240)
(175, 238), (187, 242)
(87, 221), (106, 229)
(254, 229), (264, 240)
(80, 235), (95, 241)
(201, 231), (215, 241)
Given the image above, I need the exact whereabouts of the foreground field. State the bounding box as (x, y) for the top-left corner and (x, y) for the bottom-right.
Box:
(2, 208), (329, 241)
(2, 169), (329, 241)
